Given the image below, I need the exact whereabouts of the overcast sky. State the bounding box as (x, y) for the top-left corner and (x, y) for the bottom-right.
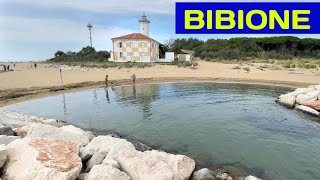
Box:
(0, 0), (319, 61)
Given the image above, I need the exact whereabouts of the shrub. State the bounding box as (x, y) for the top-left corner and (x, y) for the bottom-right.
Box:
(290, 64), (296, 68)
(303, 64), (311, 69)
(282, 63), (291, 68)
(243, 67), (251, 72)
(232, 66), (241, 70)
(310, 64), (317, 69)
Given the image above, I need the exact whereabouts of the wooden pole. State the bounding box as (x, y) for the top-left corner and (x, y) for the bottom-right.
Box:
(59, 69), (64, 85)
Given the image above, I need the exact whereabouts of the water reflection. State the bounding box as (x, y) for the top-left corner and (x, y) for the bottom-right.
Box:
(112, 84), (160, 120)
(104, 88), (110, 103)
(62, 94), (67, 116)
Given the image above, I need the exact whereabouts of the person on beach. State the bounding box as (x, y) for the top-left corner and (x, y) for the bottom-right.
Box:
(13, 63), (15, 68)
(105, 75), (109, 87)
(7, 65), (10, 71)
(34, 63), (37, 69)
(131, 74), (136, 84)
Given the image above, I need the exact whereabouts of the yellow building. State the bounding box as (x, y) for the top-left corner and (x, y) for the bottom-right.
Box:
(110, 14), (159, 62)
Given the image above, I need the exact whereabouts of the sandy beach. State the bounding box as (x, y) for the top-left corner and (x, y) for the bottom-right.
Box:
(1, 60), (319, 105)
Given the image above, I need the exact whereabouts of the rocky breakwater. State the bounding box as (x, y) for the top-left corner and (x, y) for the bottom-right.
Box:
(277, 85), (320, 116)
(0, 108), (261, 180)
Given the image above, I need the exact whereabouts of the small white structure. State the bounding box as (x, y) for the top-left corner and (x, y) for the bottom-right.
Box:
(178, 49), (195, 62)
(158, 52), (175, 62)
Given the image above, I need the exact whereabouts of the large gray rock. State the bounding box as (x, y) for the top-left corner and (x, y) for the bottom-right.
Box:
(3, 138), (82, 180)
(106, 143), (195, 180)
(0, 109), (66, 128)
(245, 175), (262, 180)
(103, 159), (121, 169)
(296, 90), (320, 105)
(315, 84), (320, 91)
(60, 125), (94, 141)
(17, 123), (90, 146)
(295, 105), (320, 116)
(290, 87), (315, 97)
(0, 126), (15, 136)
(278, 94), (296, 108)
(127, 139), (153, 152)
(86, 151), (108, 172)
(0, 135), (20, 145)
(0, 145), (8, 169)
(191, 168), (215, 180)
(87, 164), (131, 180)
(80, 136), (134, 161)
(78, 173), (89, 180)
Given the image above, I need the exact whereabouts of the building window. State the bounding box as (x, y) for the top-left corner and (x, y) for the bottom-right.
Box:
(130, 42), (134, 48)
(120, 52), (123, 58)
(141, 53), (145, 60)
(141, 42), (145, 48)
(119, 42), (123, 48)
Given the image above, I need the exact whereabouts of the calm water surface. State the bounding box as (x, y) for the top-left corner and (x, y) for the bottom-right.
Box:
(5, 83), (320, 180)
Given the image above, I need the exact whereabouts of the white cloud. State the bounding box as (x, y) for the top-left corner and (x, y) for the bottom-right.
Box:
(0, 15), (135, 61)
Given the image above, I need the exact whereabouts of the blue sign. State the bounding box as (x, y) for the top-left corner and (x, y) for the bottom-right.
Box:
(176, 2), (320, 34)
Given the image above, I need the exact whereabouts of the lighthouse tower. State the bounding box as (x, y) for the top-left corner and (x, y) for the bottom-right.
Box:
(139, 13), (150, 36)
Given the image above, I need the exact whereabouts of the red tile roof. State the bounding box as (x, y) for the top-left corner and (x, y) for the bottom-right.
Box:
(112, 33), (158, 43)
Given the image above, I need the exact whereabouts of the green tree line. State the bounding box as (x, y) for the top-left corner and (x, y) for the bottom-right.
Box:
(49, 46), (110, 62)
(168, 36), (320, 60)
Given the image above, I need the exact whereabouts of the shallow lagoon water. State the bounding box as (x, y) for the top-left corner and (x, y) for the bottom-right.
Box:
(5, 83), (320, 180)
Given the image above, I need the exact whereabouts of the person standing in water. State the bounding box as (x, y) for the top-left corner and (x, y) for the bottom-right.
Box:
(131, 74), (136, 84)
(105, 75), (109, 87)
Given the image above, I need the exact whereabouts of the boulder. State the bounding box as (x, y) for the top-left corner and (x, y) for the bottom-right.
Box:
(3, 138), (82, 179)
(0, 126), (15, 136)
(0, 145), (8, 169)
(78, 173), (89, 180)
(87, 164), (131, 180)
(295, 105), (320, 116)
(245, 175), (262, 180)
(86, 151), (108, 172)
(60, 125), (94, 140)
(290, 87), (315, 97)
(127, 139), (153, 152)
(106, 143), (195, 180)
(277, 94), (296, 108)
(17, 123), (90, 146)
(191, 168), (215, 180)
(315, 84), (320, 90)
(0, 135), (20, 145)
(103, 159), (121, 169)
(85, 131), (95, 141)
(80, 136), (134, 161)
(296, 90), (320, 105)
(304, 100), (320, 110)
(41, 119), (65, 127)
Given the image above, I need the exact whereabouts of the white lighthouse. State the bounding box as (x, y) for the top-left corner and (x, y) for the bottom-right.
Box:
(139, 13), (150, 36)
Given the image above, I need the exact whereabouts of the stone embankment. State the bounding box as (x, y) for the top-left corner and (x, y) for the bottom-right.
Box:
(277, 84), (320, 116)
(0, 108), (261, 180)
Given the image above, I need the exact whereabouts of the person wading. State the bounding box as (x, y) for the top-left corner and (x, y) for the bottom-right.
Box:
(131, 74), (136, 84)
(105, 75), (109, 87)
